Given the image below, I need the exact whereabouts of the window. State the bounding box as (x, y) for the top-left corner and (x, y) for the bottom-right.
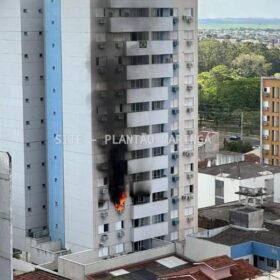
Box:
(152, 124), (164, 133)
(116, 243), (124, 254)
(152, 192), (165, 202)
(132, 172), (150, 182)
(28, 207), (32, 212)
(171, 210), (179, 219)
(185, 8), (194, 17)
(184, 207), (193, 216)
(215, 180), (224, 205)
(95, 33), (106, 42)
(267, 258), (277, 268)
(129, 79), (149, 89)
(98, 200), (109, 211)
(96, 8), (105, 17)
(152, 147), (164, 157)
(131, 149), (150, 159)
(131, 126), (149, 135)
(131, 102), (149, 112)
(96, 56), (107, 66)
(133, 194), (150, 205)
(171, 231), (179, 241)
(98, 247), (108, 258)
(98, 223), (109, 234)
(153, 169), (165, 179)
(133, 217), (150, 228)
(152, 214), (165, 224)
(152, 101), (164, 110)
(184, 31), (194, 40)
(115, 221), (124, 231)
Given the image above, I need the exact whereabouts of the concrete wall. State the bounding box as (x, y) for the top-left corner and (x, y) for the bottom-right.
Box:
(184, 235), (230, 261)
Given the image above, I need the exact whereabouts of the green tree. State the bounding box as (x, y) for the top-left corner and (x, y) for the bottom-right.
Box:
(231, 53), (271, 77)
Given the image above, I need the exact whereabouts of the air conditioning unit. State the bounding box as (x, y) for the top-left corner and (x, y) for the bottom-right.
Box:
(186, 173), (194, 179)
(98, 43), (106, 50)
(172, 86), (178, 93)
(186, 130), (193, 135)
(186, 40), (193, 47)
(186, 107), (193, 113)
(97, 67), (106, 75)
(100, 187), (108, 195)
(183, 151), (193, 157)
(139, 41), (148, 48)
(173, 40), (179, 47)
(116, 66), (124, 73)
(173, 63), (179, 70)
(186, 85), (193, 91)
(172, 219), (179, 226)
(99, 242), (105, 247)
(98, 114), (108, 122)
(172, 197), (179, 203)
(98, 91), (107, 98)
(182, 195), (187, 200)
(187, 194), (193, 200)
(263, 135), (269, 140)
(187, 216), (194, 223)
(263, 121), (268, 126)
(116, 113), (125, 120)
(116, 90), (124, 97)
(173, 17), (178, 24)
(186, 62), (193, 69)
(182, 16), (193, 23)
(98, 162), (109, 171)
(101, 234), (108, 242)
(172, 108), (179, 115)
(115, 42), (123, 49)
(263, 106), (269, 111)
(100, 211), (108, 219)
(98, 18), (106, 25)
(117, 231), (125, 238)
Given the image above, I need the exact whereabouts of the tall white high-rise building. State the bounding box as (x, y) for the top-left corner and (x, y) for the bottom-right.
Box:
(46, 0), (198, 256)
(0, 0), (198, 260)
(0, 0), (47, 251)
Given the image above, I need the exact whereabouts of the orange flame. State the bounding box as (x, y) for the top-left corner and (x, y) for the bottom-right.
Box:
(115, 192), (127, 213)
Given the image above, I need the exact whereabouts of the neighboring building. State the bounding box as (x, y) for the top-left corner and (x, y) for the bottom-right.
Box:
(216, 151), (244, 166)
(244, 148), (261, 164)
(186, 202), (280, 272)
(0, 0), (48, 252)
(198, 162), (280, 209)
(15, 270), (69, 280)
(198, 131), (219, 161)
(0, 152), (12, 280)
(45, 0), (198, 257)
(261, 77), (280, 166)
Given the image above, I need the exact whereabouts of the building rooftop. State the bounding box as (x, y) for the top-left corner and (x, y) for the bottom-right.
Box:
(87, 255), (193, 280)
(202, 225), (280, 247)
(159, 256), (261, 280)
(199, 161), (280, 179)
(199, 200), (280, 224)
(15, 270), (69, 280)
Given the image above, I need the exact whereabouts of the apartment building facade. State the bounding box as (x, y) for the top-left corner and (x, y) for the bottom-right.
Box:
(46, 0), (199, 257)
(0, 0), (47, 251)
(261, 78), (280, 166)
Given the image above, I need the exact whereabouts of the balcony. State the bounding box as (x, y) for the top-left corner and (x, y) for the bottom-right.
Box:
(108, 17), (173, 33)
(127, 64), (173, 80)
(125, 40), (173, 56)
(127, 87), (168, 104)
(127, 133), (169, 151)
(107, 0), (173, 8)
(127, 109), (168, 127)
(131, 199), (168, 219)
(132, 177), (168, 195)
(128, 155), (168, 174)
(132, 221), (168, 242)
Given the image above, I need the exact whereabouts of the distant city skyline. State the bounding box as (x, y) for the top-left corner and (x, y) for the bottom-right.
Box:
(199, 0), (280, 19)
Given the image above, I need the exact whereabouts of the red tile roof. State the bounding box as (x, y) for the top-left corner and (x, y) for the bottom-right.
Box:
(197, 255), (236, 270)
(158, 256), (261, 280)
(199, 131), (217, 142)
(15, 271), (69, 280)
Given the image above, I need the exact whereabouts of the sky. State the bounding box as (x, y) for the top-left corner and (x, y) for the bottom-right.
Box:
(199, 0), (280, 19)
